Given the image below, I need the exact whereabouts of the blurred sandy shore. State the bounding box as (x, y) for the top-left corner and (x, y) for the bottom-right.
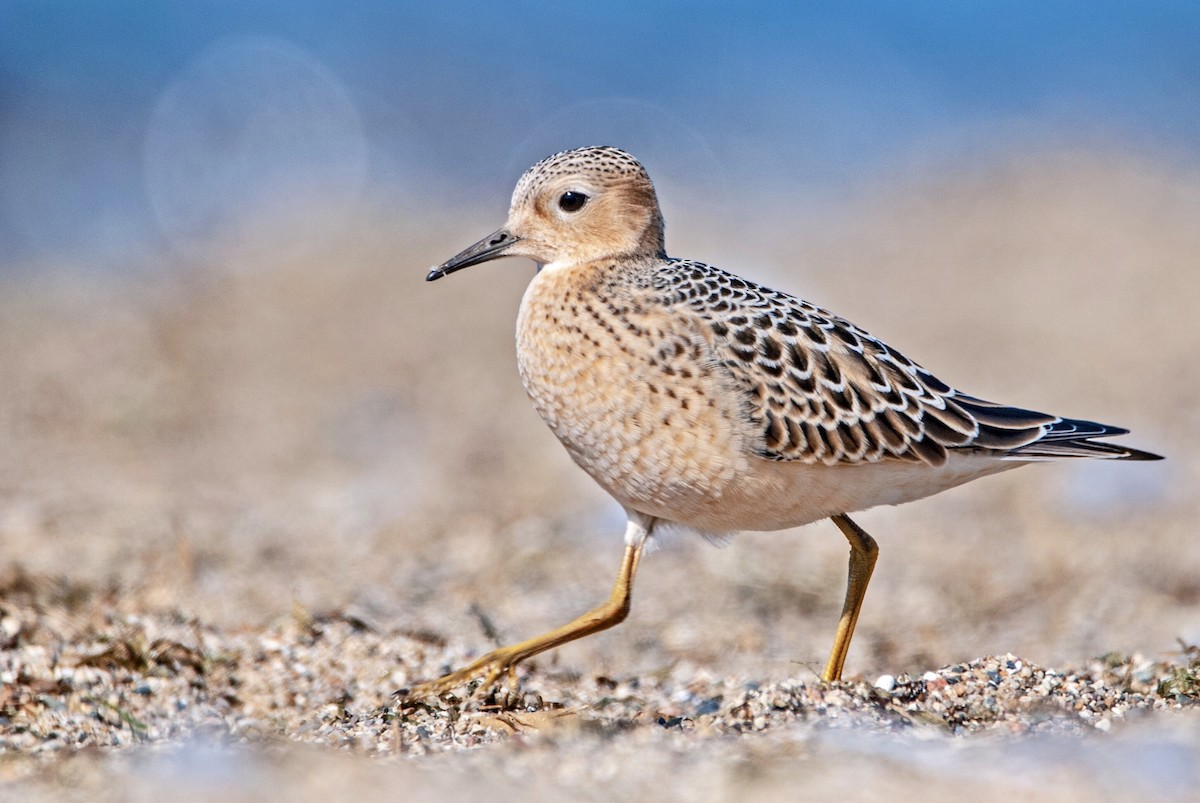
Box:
(1, 149), (1198, 798)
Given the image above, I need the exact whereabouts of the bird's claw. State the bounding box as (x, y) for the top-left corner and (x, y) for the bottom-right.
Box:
(397, 647), (523, 702)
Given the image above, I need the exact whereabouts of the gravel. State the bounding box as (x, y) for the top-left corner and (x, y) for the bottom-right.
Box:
(1, 571), (1197, 800)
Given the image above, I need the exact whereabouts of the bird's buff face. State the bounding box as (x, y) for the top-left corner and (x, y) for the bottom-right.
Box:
(427, 146), (665, 281)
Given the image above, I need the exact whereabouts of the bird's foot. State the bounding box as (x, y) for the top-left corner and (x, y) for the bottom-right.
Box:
(399, 645), (525, 702)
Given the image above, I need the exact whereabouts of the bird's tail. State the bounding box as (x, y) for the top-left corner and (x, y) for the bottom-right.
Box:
(1002, 417), (1163, 461)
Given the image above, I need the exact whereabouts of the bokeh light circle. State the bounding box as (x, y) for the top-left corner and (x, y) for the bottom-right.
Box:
(144, 36), (368, 262)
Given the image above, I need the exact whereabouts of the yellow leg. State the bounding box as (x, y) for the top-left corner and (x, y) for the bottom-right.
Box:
(403, 539), (646, 700)
(821, 514), (879, 682)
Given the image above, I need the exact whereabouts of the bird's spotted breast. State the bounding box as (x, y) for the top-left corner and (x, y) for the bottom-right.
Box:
(516, 262), (750, 516)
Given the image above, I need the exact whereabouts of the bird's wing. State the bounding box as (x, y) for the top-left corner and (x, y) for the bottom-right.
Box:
(653, 260), (1155, 466)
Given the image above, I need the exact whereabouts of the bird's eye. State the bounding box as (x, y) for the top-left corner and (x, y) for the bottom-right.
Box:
(558, 191), (589, 213)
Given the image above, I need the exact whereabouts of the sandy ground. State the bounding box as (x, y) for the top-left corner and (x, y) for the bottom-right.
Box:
(1, 148), (1199, 799)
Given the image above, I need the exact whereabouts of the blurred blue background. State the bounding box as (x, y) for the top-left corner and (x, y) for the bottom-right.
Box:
(1, 0), (1197, 272)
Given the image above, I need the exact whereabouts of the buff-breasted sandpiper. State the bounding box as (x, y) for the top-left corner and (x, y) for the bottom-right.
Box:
(408, 146), (1161, 698)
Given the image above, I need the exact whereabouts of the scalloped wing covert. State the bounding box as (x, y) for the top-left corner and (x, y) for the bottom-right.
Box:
(647, 260), (1070, 467)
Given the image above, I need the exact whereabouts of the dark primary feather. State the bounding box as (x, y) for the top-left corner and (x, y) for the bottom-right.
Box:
(647, 259), (1162, 466)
